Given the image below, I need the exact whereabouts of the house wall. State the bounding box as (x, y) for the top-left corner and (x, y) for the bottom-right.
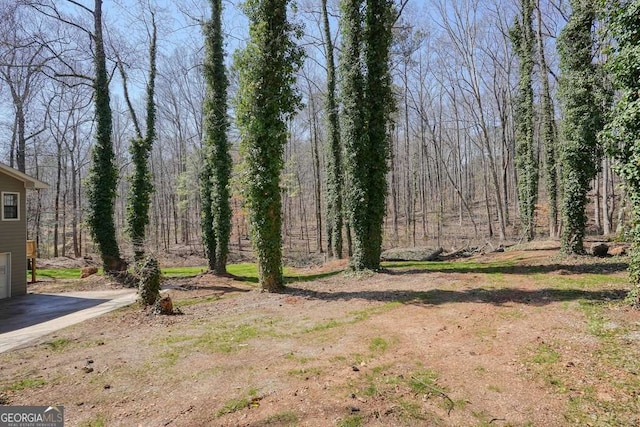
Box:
(0, 173), (27, 297)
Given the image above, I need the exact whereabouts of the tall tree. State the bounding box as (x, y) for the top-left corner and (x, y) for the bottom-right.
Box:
(121, 12), (158, 261)
(537, 0), (559, 238)
(557, 0), (603, 254)
(29, 0), (125, 270)
(321, 0), (343, 259)
(0, 3), (50, 172)
(235, 0), (302, 291)
(341, 0), (394, 270)
(200, 0), (231, 274)
(85, 0), (125, 271)
(603, 0), (640, 302)
(510, 0), (538, 241)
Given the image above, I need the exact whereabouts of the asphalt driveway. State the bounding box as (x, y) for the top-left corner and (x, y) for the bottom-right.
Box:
(0, 290), (137, 353)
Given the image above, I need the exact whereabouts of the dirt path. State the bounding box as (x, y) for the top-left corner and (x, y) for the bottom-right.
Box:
(1, 247), (638, 426)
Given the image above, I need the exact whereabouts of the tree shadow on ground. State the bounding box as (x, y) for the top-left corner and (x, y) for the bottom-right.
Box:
(382, 261), (628, 276)
(228, 270), (343, 285)
(285, 286), (628, 307)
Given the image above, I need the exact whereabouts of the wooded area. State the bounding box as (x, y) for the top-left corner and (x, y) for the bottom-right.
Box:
(1, 0), (639, 293)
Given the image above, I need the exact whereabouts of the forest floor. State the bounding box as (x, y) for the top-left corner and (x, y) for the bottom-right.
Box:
(1, 241), (639, 426)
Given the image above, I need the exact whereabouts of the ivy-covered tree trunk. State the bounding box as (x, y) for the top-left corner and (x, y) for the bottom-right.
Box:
(537, 0), (559, 238)
(603, 0), (640, 303)
(127, 14), (157, 261)
(340, 0), (367, 270)
(510, 0), (538, 242)
(321, 0), (343, 259)
(341, 0), (393, 271)
(362, 0), (393, 268)
(86, 0), (125, 273)
(201, 0), (231, 275)
(235, 0), (302, 291)
(557, 0), (603, 254)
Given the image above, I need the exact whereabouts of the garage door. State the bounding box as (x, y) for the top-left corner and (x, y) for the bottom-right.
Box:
(0, 253), (9, 299)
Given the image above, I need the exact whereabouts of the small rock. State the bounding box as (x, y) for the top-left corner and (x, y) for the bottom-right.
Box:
(609, 246), (627, 256)
(82, 366), (94, 373)
(104, 384), (111, 389)
(80, 266), (98, 279)
(352, 366), (360, 372)
(350, 407), (360, 413)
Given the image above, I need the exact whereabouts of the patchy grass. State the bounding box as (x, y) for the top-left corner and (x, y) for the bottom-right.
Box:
(154, 320), (273, 363)
(522, 299), (640, 425)
(369, 337), (389, 353)
(287, 367), (323, 379)
(258, 411), (299, 426)
(345, 364), (450, 423)
(302, 303), (401, 335)
(196, 324), (260, 353)
(382, 260), (516, 273)
(337, 414), (364, 427)
(163, 263), (343, 284)
(215, 388), (259, 417)
(42, 337), (71, 351)
(33, 268), (91, 280)
(161, 266), (207, 278)
(3, 378), (46, 392)
(284, 352), (312, 364)
(530, 343), (560, 365)
(533, 273), (629, 290)
(78, 414), (107, 427)
(173, 294), (225, 308)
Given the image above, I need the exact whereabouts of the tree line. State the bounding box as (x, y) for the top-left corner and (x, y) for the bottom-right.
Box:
(1, 0), (639, 302)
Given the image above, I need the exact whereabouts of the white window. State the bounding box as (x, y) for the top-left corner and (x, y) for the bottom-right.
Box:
(1, 192), (19, 221)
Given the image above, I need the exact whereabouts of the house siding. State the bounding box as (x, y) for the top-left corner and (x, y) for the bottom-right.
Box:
(0, 173), (27, 297)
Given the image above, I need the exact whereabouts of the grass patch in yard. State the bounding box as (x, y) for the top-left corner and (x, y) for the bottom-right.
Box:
(215, 388), (259, 417)
(78, 414), (107, 427)
(197, 324), (260, 353)
(530, 343), (560, 365)
(398, 399), (431, 422)
(259, 411), (299, 426)
(524, 299), (640, 424)
(164, 263), (343, 284)
(408, 369), (440, 394)
(284, 352), (312, 364)
(43, 337), (71, 351)
(302, 303), (401, 335)
(345, 364), (451, 422)
(34, 268), (91, 280)
(3, 378), (46, 392)
(304, 319), (341, 333)
(369, 337), (389, 353)
(382, 260), (515, 273)
(173, 294), (224, 308)
(215, 397), (251, 417)
(287, 367), (323, 379)
(533, 273), (628, 290)
(161, 266), (207, 278)
(337, 414), (363, 427)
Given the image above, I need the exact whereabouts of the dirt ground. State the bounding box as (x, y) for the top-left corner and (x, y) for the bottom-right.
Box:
(1, 242), (639, 426)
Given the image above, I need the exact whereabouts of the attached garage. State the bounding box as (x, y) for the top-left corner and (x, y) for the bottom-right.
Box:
(0, 162), (48, 299)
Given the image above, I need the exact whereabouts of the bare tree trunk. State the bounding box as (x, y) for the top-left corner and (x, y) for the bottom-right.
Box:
(602, 158), (611, 235)
(53, 141), (62, 257)
(594, 176), (601, 234)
